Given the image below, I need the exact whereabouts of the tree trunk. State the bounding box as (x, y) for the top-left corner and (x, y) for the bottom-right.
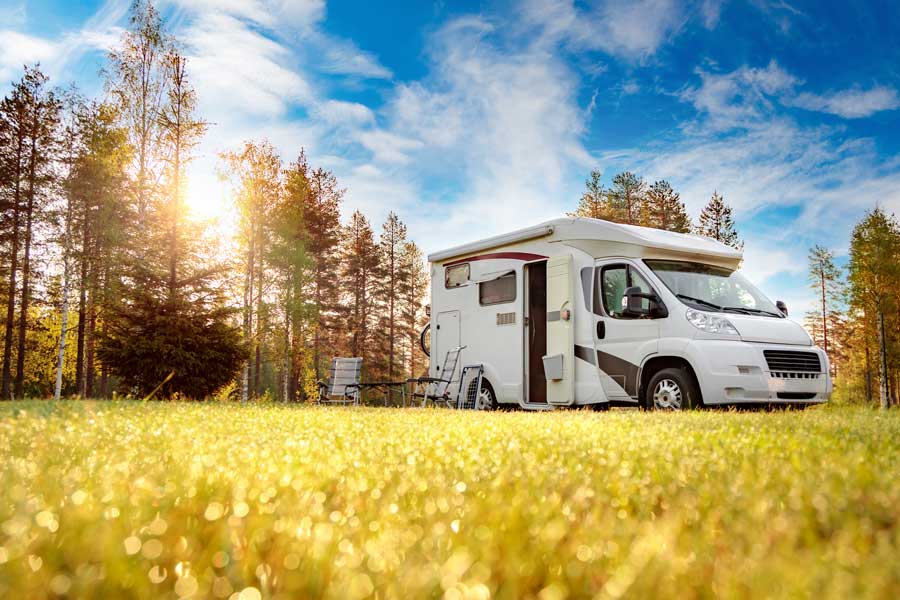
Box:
(75, 228), (88, 398)
(254, 220), (263, 397)
(878, 307), (889, 409)
(54, 153), (76, 401)
(241, 214), (254, 403)
(14, 114), (40, 398)
(86, 286), (96, 398)
(388, 250), (396, 402)
(1, 120), (24, 401)
(820, 270), (828, 355)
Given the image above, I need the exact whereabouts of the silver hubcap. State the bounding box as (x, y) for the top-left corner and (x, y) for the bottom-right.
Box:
(653, 379), (683, 410)
(475, 388), (493, 410)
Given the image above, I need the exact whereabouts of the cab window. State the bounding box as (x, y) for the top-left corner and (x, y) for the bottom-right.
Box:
(597, 264), (655, 318)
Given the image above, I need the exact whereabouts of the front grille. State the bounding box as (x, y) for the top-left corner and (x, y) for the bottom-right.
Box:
(763, 350), (821, 373)
(770, 372), (819, 379)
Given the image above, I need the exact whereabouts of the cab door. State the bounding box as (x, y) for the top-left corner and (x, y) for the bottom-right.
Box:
(592, 260), (661, 401)
(546, 255), (575, 405)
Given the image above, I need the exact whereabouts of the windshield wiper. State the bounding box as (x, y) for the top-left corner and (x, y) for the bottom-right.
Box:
(723, 306), (783, 318)
(676, 294), (722, 311)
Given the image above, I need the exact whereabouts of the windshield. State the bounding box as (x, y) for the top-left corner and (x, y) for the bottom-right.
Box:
(644, 260), (783, 317)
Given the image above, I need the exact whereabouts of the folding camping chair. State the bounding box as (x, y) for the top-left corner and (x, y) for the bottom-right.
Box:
(316, 357), (363, 405)
(407, 346), (464, 407)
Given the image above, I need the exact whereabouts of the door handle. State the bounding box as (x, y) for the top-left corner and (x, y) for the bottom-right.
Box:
(596, 321), (605, 339)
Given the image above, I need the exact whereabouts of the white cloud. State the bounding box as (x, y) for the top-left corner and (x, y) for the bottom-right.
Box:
(620, 80), (640, 95)
(185, 11), (313, 119)
(358, 130), (424, 165)
(681, 60), (798, 130)
(315, 100), (374, 126)
(521, 0), (687, 61)
(317, 37), (393, 79)
(601, 60), (900, 312)
(0, 0), (127, 88)
(0, 30), (56, 78)
(789, 85), (900, 119)
(700, 0), (725, 28)
(350, 15), (594, 254)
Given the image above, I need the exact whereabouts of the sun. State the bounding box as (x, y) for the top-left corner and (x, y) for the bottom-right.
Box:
(185, 171), (230, 221)
(183, 170), (239, 245)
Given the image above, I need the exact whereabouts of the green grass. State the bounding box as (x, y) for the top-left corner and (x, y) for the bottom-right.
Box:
(1, 403), (898, 599)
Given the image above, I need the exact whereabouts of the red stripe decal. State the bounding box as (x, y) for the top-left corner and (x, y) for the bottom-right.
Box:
(444, 252), (548, 266)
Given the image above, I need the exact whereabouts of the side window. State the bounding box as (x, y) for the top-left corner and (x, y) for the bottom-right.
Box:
(601, 265), (628, 317)
(597, 264), (657, 318)
(479, 272), (516, 305)
(445, 263), (469, 289)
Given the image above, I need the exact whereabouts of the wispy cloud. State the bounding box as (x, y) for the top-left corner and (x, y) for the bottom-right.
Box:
(789, 85), (900, 119)
(0, 0), (127, 89)
(604, 60), (900, 303)
(521, 0), (688, 61)
(680, 60), (797, 130)
(353, 15), (593, 252)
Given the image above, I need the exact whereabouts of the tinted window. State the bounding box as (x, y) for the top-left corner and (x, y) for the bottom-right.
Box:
(479, 272), (516, 305)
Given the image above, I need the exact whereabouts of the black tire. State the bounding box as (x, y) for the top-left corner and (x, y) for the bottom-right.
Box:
(466, 379), (497, 410)
(645, 367), (701, 410)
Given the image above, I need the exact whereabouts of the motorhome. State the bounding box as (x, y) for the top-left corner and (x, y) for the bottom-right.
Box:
(425, 217), (831, 410)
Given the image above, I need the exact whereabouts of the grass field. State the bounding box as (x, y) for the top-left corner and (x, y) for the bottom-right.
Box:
(0, 403), (898, 599)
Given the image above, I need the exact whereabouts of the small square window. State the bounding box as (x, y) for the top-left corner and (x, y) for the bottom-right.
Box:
(445, 263), (469, 288)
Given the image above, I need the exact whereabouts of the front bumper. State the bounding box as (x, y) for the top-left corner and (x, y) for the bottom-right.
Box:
(686, 340), (831, 405)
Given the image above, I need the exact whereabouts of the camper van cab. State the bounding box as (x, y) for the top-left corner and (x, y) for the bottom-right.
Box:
(427, 218), (831, 410)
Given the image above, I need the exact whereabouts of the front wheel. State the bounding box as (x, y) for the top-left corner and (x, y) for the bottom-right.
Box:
(645, 367), (700, 410)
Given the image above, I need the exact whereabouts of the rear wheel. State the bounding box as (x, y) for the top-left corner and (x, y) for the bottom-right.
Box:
(645, 367), (700, 410)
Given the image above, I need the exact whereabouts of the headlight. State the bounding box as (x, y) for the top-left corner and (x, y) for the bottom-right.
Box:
(685, 308), (740, 336)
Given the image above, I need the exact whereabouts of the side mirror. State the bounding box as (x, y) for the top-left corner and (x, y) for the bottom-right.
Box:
(776, 300), (788, 316)
(622, 287), (667, 319)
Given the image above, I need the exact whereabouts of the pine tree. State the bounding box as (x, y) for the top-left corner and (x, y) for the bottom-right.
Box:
(0, 65), (61, 399)
(644, 180), (691, 233)
(270, 154), (312, 402)
(609, 171), (645, 225)
(220, 140), (281, 401)
(341, 210), (380, 365)
(398, 241), (428, 380)
(0, 72), (29, 399)
(302, 164), (343, 381)
(157, 47), (208, 300)
(807, 245), (843, 367)
(66, 101), (132, 398)
(100, 47), (243, 401)
(375, 212), (408, 393)
(570, 170), (611, 220)
(847, 208), (900, 408)
(696, 191), (743, 249)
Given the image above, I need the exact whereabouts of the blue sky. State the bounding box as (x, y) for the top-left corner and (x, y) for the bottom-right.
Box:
(2, 0), (900, 316)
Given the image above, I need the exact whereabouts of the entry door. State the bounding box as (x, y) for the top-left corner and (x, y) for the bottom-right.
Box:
(525, 262), (547, 403)
(546, 255), (575, 405)
(434, 311), (460, 378)
(592, 260), (660, 400)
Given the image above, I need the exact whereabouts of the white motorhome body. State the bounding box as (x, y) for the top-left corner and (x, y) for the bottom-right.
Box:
(427, 218), (832, 409)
